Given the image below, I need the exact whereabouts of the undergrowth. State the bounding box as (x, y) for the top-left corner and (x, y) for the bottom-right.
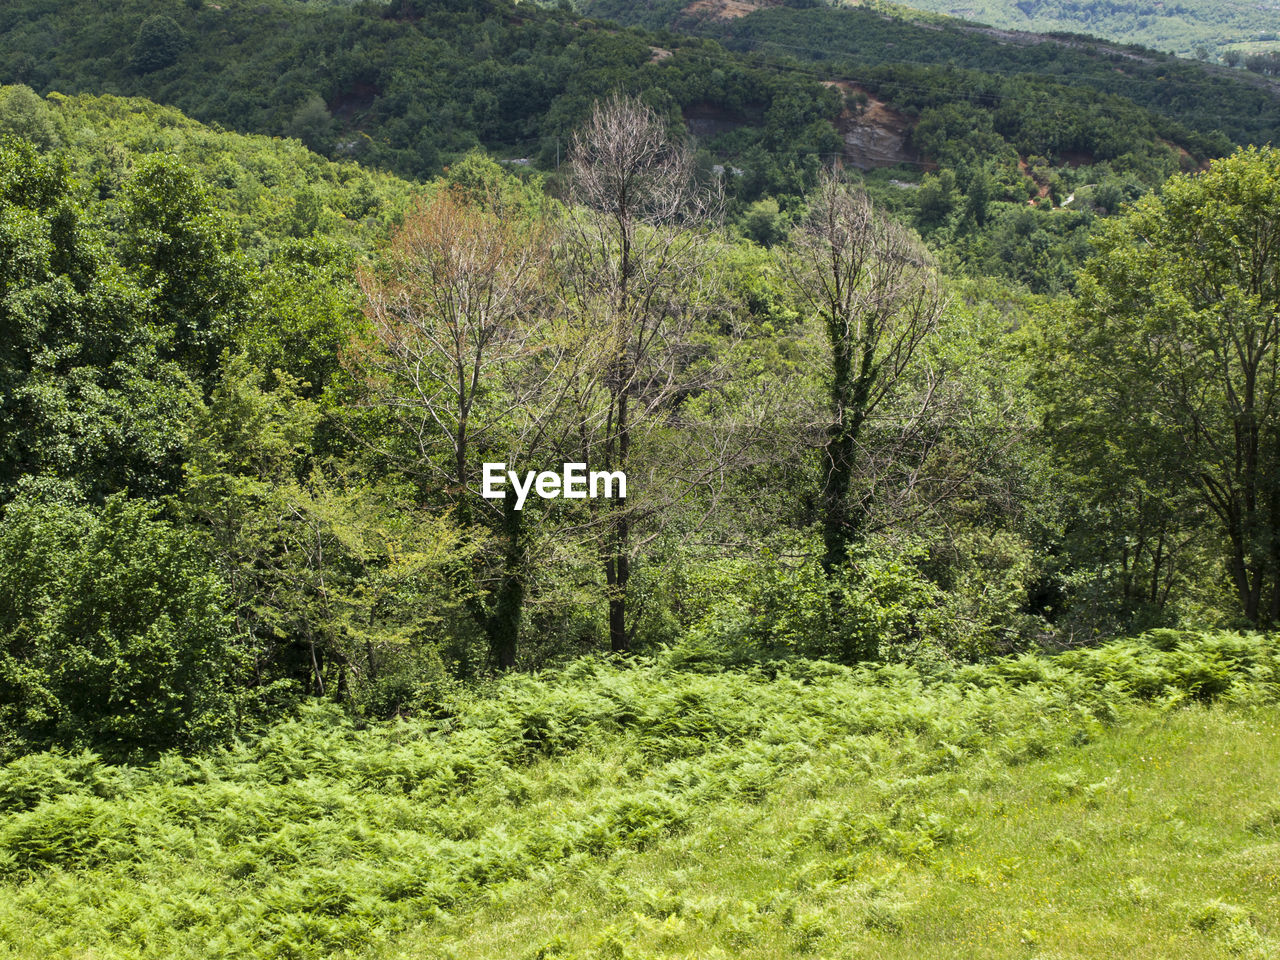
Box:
(0, 629), (1277, 959)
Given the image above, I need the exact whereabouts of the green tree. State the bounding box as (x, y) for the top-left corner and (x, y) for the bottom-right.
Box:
(285, 94), (335, 155)
(0, 86), (60, 150)
(119, 156), (248, 385)
(1073, 147), (1280, 624)
(915, 169), (957, 232)
(128, 14), (188, 74)
(739, 197), (788, 247)
(183, 354), (469, 702)
(1030, 299), (1198, 632)
(0, 491), (236, 756)
(0, 140), (197, 503)
(963, 164), (992, 228)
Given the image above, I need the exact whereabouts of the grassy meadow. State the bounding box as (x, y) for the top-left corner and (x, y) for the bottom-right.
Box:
(0, 631), (1277, 959)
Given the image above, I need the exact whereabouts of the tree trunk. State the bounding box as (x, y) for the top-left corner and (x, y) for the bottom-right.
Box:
(607, 515), (630, 652)
(486, 489), (525, 670)
(1269, 468), (1280, 624)
(821, 334), (874, 573)
(821, 324), (854, 573)
(1227, 533), (1264, 625)
(608, 586), (628, 653)
(604, 347), (632, 652)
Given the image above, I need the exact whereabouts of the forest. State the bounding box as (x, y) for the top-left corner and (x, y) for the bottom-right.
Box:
(3, 82), (1270, 741)
(862, 0), (1280, 57)
(2, 0), (1280, 952)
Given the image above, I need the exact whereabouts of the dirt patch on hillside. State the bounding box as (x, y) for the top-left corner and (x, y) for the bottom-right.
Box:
(1058, 149), (1095, 168)
(683, 0), (780, 20)
(1159, 139), (1209, 172)
(826, 81), (920, 170)
(683, 101), (754, 138)
(1018, 157), (1052, 199)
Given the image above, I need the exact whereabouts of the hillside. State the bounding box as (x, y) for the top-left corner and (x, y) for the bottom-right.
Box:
(586, 0), (1280, 152)
(7, 3), (1280, 953)
(1, 631), (1277, 958)
(877, 0), (1280, 58)
(8, 0), (1280, 299)
(35, 91), (416, 255)
(5, 0), (1280, 184)
(7, 0), (1280, 955)
(625, 0), (1280, 58)
(0, 0), (843, 181)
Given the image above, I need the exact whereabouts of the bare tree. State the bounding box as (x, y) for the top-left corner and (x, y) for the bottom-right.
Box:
(354, 188), (569, 668)
(562, 93), (723, 652)
(785, 171), (947, 572)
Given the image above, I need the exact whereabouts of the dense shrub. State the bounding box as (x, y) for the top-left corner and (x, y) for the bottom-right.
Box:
(0, 492), (238, 757)
(669, 539), (980, 667)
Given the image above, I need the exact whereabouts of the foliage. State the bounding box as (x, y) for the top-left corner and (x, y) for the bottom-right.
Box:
(410, 672), (1280, 958)
(2, 0), (1273, 215)
(0, 630), (1275, 956)
(2, 77), (1277, 943)
(597, 0), (1271, 153)
(128, 14), (188, 75)
(2, 0), (1270, 298)
(0, 137), (198, 503)
(672, 538), (972, 665)
(183, 354), (475, 708)
(4, 65), (1280, 761)
(577, 0), (1276, 285)
(1059, 146), (1280, 626)
(0, 492), (237, 757)
(37, 90), (414, 257)
(0, 95), (470, 724)
(0, 0), (845, 189)
(0, 86), (58, 150)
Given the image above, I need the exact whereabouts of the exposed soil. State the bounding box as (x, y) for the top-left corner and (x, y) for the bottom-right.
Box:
(826, 81), (921, 170)
(683, 100), (755, 138)
(1019, 157), (1052, 199)
(1159, 138), (1211, 172)
(683, 0), (780, 21)
(1057, 149), (1095, 168)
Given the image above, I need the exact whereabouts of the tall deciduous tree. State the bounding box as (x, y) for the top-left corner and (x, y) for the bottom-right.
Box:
(562, 93), (721, 653)
(1074, 146), (1280, 624)
(356, 187), (565, 668)
(785, 172), (946, 572)
(120, 156), (248, 387)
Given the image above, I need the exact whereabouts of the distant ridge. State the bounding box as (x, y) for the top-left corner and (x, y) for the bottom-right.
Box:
(848, 0), (1280, 57)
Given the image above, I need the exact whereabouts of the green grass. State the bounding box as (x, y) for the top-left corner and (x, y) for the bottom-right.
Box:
(421, 701), (1280, 960)
(0, 631), (1278, 959)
